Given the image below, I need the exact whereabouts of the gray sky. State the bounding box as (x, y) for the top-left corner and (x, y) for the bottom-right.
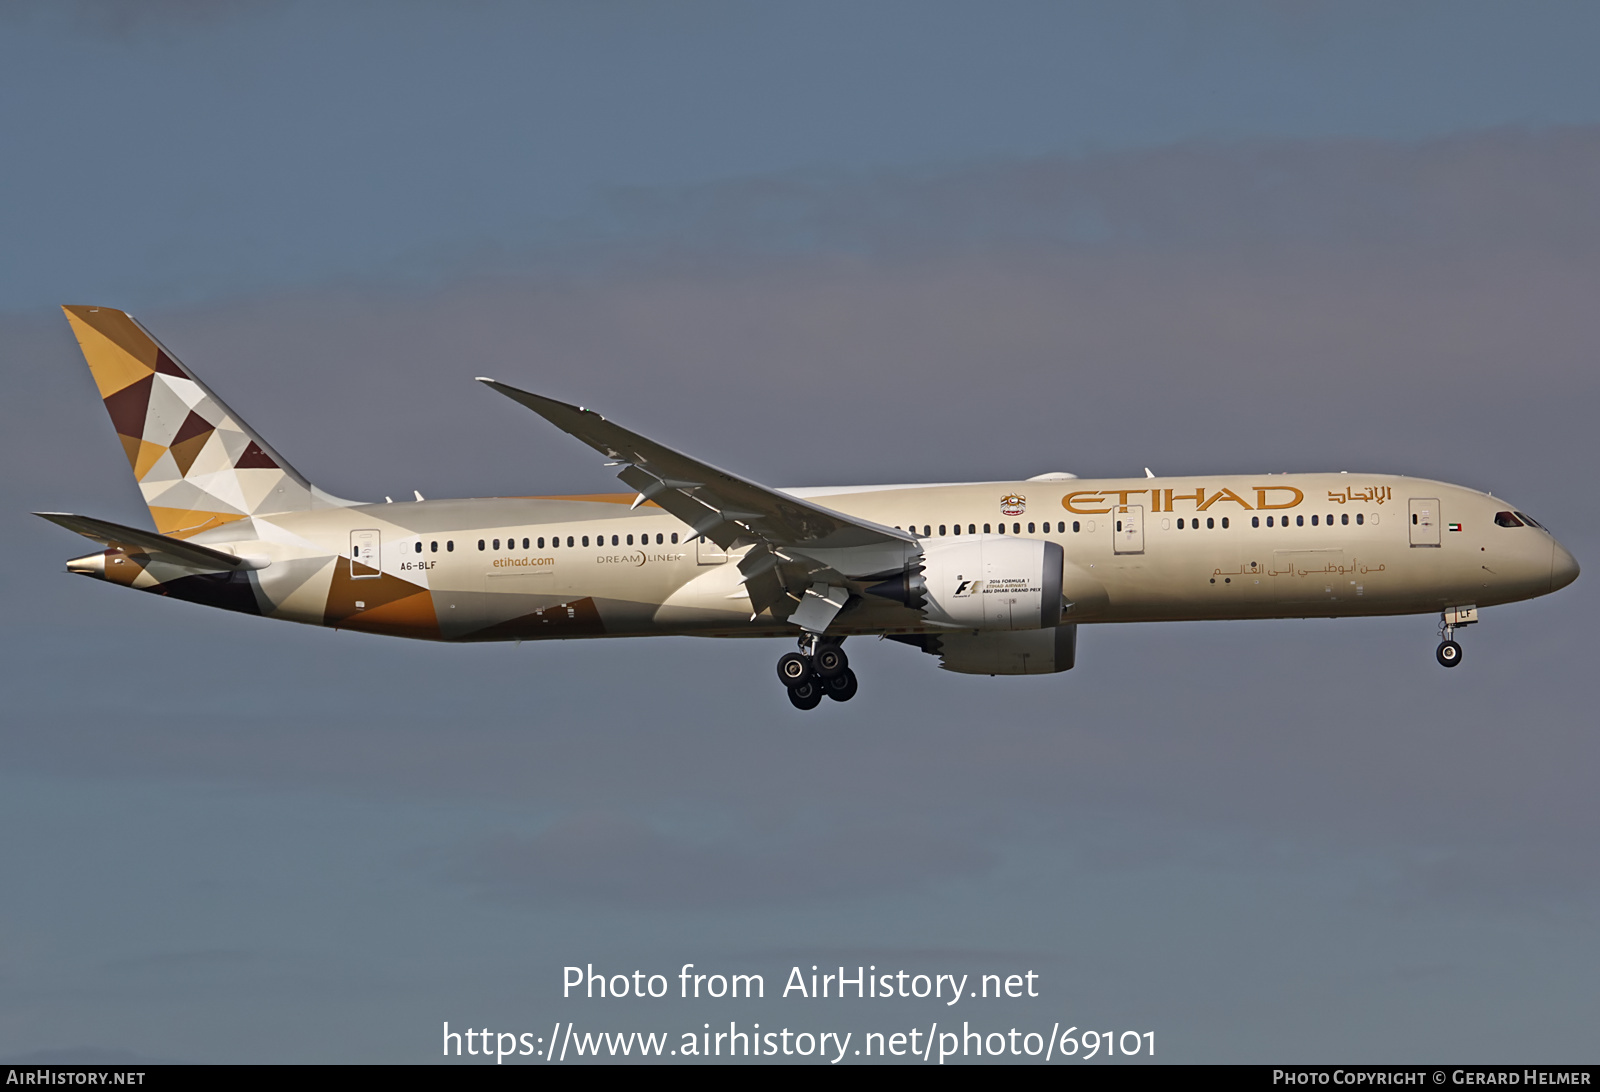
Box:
(2, 2), (1596, 1063)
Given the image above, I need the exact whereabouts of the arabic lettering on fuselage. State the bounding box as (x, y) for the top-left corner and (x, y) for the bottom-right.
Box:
(1261, 558), (1388, 578)
(1327, 485), (1393, 505)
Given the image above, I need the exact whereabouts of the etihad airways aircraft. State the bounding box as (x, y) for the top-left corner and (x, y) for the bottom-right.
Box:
(42, 306), (1580, 709)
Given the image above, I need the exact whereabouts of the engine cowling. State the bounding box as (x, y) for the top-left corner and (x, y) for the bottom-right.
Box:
(892, 536), (1064, 631)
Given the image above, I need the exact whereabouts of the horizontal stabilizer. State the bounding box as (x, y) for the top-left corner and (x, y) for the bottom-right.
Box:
(36, 512), (255, 570)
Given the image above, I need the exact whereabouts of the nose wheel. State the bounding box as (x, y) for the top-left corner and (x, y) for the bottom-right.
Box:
(777, 637), (856, 708)
(1435, 607), (1475, 669)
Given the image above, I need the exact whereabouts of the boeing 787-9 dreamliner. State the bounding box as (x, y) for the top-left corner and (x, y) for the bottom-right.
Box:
(41, 306), (1580, 709)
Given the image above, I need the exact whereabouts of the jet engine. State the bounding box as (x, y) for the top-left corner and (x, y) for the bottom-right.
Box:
(869, 535), (1063, 630)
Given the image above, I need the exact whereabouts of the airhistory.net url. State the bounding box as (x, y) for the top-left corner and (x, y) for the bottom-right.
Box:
(442, 1021), (1154, 1063)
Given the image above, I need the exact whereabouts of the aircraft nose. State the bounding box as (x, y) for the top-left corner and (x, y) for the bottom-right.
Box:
(1551, 540), (1580, 592)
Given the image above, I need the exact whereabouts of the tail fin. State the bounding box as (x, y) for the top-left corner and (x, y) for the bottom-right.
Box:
(61, 305), (354, 539)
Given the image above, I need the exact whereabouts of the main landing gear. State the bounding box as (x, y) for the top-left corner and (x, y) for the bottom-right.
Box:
(776, 636), (857, 709)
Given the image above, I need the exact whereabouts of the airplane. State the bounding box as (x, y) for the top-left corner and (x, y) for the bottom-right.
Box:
(41, 305), (1580, 709)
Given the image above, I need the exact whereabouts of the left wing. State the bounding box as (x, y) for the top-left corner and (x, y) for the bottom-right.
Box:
(478, 380), (918, 628)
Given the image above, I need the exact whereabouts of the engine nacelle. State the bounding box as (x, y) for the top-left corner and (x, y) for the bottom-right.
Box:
(911, 535), (1064, 631)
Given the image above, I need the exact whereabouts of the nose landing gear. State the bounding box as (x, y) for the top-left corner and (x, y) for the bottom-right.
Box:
(777, 636), (857, 708)
(1435, 605), (1477, 669)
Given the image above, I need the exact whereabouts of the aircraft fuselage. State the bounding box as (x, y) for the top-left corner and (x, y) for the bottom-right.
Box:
(72, 472), (1575, 642)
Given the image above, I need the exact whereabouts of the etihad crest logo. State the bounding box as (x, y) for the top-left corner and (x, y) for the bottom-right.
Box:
(1000, 493), (1026, 517)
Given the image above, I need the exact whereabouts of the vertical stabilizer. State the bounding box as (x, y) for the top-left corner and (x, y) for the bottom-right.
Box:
(62, 305), (354, 539)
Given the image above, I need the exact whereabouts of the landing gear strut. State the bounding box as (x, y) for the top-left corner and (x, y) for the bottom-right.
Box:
(777, 636), (857, 708)
(1435, 606), (1477, 669)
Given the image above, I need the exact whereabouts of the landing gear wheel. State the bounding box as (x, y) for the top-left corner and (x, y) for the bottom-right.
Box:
(814, 646), (849, 679)
(776, 652), (811, 686)
(787, 678), (824, 710)
(1436, 640), (1463, 668)
(824, 668), (858, 702)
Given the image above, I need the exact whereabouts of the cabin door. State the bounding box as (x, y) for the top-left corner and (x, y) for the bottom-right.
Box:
(350, 529), (381, 577)
(1408, 498), (1441, 547)
(1112, 505), (1145, 555)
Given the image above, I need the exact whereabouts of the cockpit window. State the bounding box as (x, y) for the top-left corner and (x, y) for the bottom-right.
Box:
(1494, 511), (1524, 527)
(1514, 511), (1544, 530)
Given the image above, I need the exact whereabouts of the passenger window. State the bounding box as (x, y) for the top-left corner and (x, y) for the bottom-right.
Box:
(939, 525), (947, 536)
(1178, 518), (1185, 529)
(478, 539), (486, 551)
(671, 533), (679, 544)
(1266, 516), (1273, 527)
(1355, 514), (1363, 526)
(626, 534), (633, 545)
(1206, 517), (1214, 529)
(1057, 522), (1065, 533)
(430, 541), (438, 552)
(1311, 516), (1318, 527)
(1013, 523), (1020, 534)
(997, 524), (1005, 534)
(1116, 520), (1123, 532)
(538, 537), (545, 548)
(447, 541), (454, 552)
(1221, 517), (1229, 529)
(1028, 522), (1036, 533)
(1296, 515), (1304, 527)
(567, 536), (575, 547)
(657, 533), (665, 544)
(610, 534), (618, 546)
(414, 541), (421, 553)
(1251, 517), (1259, 528)
(969, 524), (977, 535)
(923, 525), (931, 537)
(582, 536), (590, 547)
(1072, 521), (1080, 533)
(953, 524), (961, 535)
(984, 524), (992, 534)
(1341, 514), (1349, 526)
